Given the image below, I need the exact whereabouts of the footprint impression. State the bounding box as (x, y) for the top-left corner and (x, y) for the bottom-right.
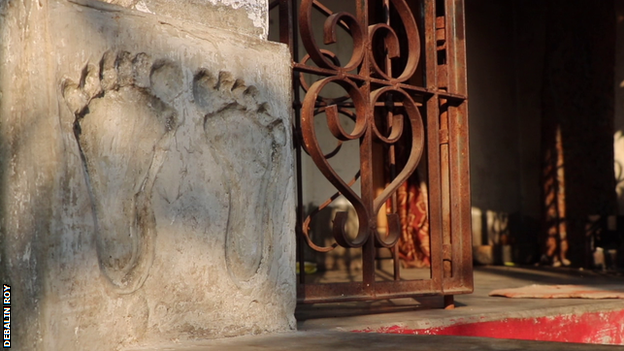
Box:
(62, 51), (180, 293)
(193, 70), (285, 284)
(63, 50), (286, 290)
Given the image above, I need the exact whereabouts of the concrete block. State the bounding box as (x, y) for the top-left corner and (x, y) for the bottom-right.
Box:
(0, 0), (294, 349)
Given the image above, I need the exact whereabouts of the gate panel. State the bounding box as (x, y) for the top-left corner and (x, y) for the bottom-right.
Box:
(269, 0), (472, 303)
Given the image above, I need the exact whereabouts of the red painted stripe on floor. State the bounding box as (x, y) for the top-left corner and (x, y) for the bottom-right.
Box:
(354, 309), (624, 345)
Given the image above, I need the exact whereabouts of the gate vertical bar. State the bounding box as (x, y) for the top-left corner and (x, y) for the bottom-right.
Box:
(444, 0), (472, 292)
(424, 0), (445, 293)
(357, 0), (377, 293)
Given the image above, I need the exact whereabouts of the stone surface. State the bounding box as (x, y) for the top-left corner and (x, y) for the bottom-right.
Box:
(0, 0), (294, 350)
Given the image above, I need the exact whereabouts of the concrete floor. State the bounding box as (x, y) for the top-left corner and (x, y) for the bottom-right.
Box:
(126, 330), (624, 351)
(126, 266), (624, 350)
(297, 265), (624, 332)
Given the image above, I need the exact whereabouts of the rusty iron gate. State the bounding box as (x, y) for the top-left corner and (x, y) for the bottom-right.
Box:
(269, 0), (472, 305)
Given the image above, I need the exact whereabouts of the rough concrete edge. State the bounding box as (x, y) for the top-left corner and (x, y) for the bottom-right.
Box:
(67, 0), (268, 40)
(200, 0), (267, 38)
(121, 331), (288, 350)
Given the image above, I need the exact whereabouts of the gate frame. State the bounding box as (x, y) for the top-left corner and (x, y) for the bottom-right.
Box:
(269, 0), (472, 305)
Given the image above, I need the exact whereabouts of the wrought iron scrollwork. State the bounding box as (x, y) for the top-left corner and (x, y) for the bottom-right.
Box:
(368, 0), (421, 82)
(298, 0), (425, 251)
(299, 0), (366, 72)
